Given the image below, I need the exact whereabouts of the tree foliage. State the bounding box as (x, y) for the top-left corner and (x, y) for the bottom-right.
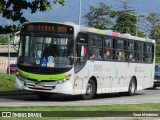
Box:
(84, 2), (114, 29)
(156, 39), (160, 58)
(112, 0), (141, 36)
(0, 0), (65, 34)
(143, 13), (160, 39)
(0, 35), (8, 44)
(113, 12), (137, 35)
(84, 1), (145, 37)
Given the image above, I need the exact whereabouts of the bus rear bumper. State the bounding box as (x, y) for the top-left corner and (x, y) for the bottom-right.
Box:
(15, 77), (73, 95)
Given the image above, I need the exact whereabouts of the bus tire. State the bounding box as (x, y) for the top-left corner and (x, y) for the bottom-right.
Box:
(35, 92), (52, 100)
(127, 78), (136, 96)
(80, 79), (96, 100)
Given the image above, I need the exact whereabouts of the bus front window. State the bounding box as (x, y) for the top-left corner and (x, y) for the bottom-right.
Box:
(18, 36), (74, 68)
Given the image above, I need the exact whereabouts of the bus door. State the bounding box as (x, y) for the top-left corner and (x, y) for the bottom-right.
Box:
(74, 33), (88, 93)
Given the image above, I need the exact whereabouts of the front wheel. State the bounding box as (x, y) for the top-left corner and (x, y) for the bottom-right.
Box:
(80, 79), (96, 100)
(35, 92), (52, 100)
(127, 78), (136, 96)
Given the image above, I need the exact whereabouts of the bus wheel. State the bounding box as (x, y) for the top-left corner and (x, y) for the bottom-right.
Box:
(80, 79), (96, 100)
(127, 78), (136, 96)
(35, 92), (52, 100)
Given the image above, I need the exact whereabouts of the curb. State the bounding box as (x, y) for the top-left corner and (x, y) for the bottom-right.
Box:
(0, 90), (34, 96)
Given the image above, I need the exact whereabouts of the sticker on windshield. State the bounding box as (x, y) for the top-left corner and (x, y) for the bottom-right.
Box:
(42, 57), (47, 63)
(41, 63), (47, 67)
(48, 56), (54, 62)
(35, 51), (42, 59)
(41, 57), (47, 67)
(36, 59), (40, 65)
(47, 62), (55, 67)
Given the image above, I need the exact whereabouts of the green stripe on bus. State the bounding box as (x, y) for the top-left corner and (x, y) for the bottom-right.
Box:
(96, 29), (105, 34)
(87, 69), (90, 77)
(154, 43), (156, 64)
(18, 69), (65, 81)
(116, 68), (118, 78)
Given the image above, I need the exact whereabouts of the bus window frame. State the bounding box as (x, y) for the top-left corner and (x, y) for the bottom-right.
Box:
(83, 32), (155, 64)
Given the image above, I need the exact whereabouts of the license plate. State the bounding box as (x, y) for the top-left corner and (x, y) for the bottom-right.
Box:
(35, 84), (44, 89)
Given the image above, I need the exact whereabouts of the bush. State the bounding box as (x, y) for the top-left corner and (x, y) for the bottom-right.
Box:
(0, 35), (8, 44)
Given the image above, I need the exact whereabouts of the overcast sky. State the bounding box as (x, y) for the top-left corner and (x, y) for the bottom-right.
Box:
(1, 0), (160, 27)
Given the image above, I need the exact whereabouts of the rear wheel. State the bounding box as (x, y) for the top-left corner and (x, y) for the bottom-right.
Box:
(35, 92), (52, 100)
(127, 78), (136, 96)
(80, 79), (96, 100)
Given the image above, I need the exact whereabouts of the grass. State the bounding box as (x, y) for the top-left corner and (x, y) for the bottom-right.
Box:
(0, 103), (160, 119)
(0, 103), (160, 111)
(0, 73), (15, 91)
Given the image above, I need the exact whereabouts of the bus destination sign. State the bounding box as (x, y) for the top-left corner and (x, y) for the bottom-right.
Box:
(22, 23), (74, 34)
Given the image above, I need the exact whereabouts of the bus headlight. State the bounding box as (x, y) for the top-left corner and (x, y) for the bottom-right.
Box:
(65, 74), (71, 80)
(56, 79), (66, 84)
(16, 72), (25, 81)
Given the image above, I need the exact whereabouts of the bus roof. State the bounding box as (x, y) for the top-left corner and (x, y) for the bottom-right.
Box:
(78, 26), (155, 44)
(22, 22), (155, 44)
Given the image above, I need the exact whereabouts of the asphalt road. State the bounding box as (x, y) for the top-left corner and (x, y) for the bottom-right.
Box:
(0, 88), (160, 106)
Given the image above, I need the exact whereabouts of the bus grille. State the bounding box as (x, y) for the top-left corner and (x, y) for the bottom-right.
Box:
(25, 83), (55, 90)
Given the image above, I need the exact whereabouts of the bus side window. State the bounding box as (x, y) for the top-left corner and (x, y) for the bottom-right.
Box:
(146, 44), (154, 63)
(104, 37), (113, 60)
(116, 39), (125, 61)
(90, 34), (103, 60)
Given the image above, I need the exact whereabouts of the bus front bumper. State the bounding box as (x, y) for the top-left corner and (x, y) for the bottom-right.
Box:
(15, 76), (73, 94)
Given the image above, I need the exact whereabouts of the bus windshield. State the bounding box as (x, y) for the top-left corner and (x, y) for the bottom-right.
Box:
(18, 35), (74, 69)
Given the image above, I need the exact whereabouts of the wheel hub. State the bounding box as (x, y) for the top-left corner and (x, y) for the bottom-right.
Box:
(86, 83), (92, 95)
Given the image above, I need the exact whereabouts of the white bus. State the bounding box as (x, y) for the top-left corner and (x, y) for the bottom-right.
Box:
(15, 22), (155, 100)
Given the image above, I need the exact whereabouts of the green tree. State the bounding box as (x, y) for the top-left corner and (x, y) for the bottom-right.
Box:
(0, 35), (8, 44)
(0, 0), (65, 34)
(143, 13), (160, 39)
(112, 0), (145, 37)
(150, 25), (160, 39)
(113, 12), (137, 35)
(84, 2), (114, 29)
(112, 0), (137, 35)
(142, 13), (160, 61)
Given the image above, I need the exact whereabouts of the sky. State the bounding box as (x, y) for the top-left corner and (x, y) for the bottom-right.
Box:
(1, 0), (160, 27)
